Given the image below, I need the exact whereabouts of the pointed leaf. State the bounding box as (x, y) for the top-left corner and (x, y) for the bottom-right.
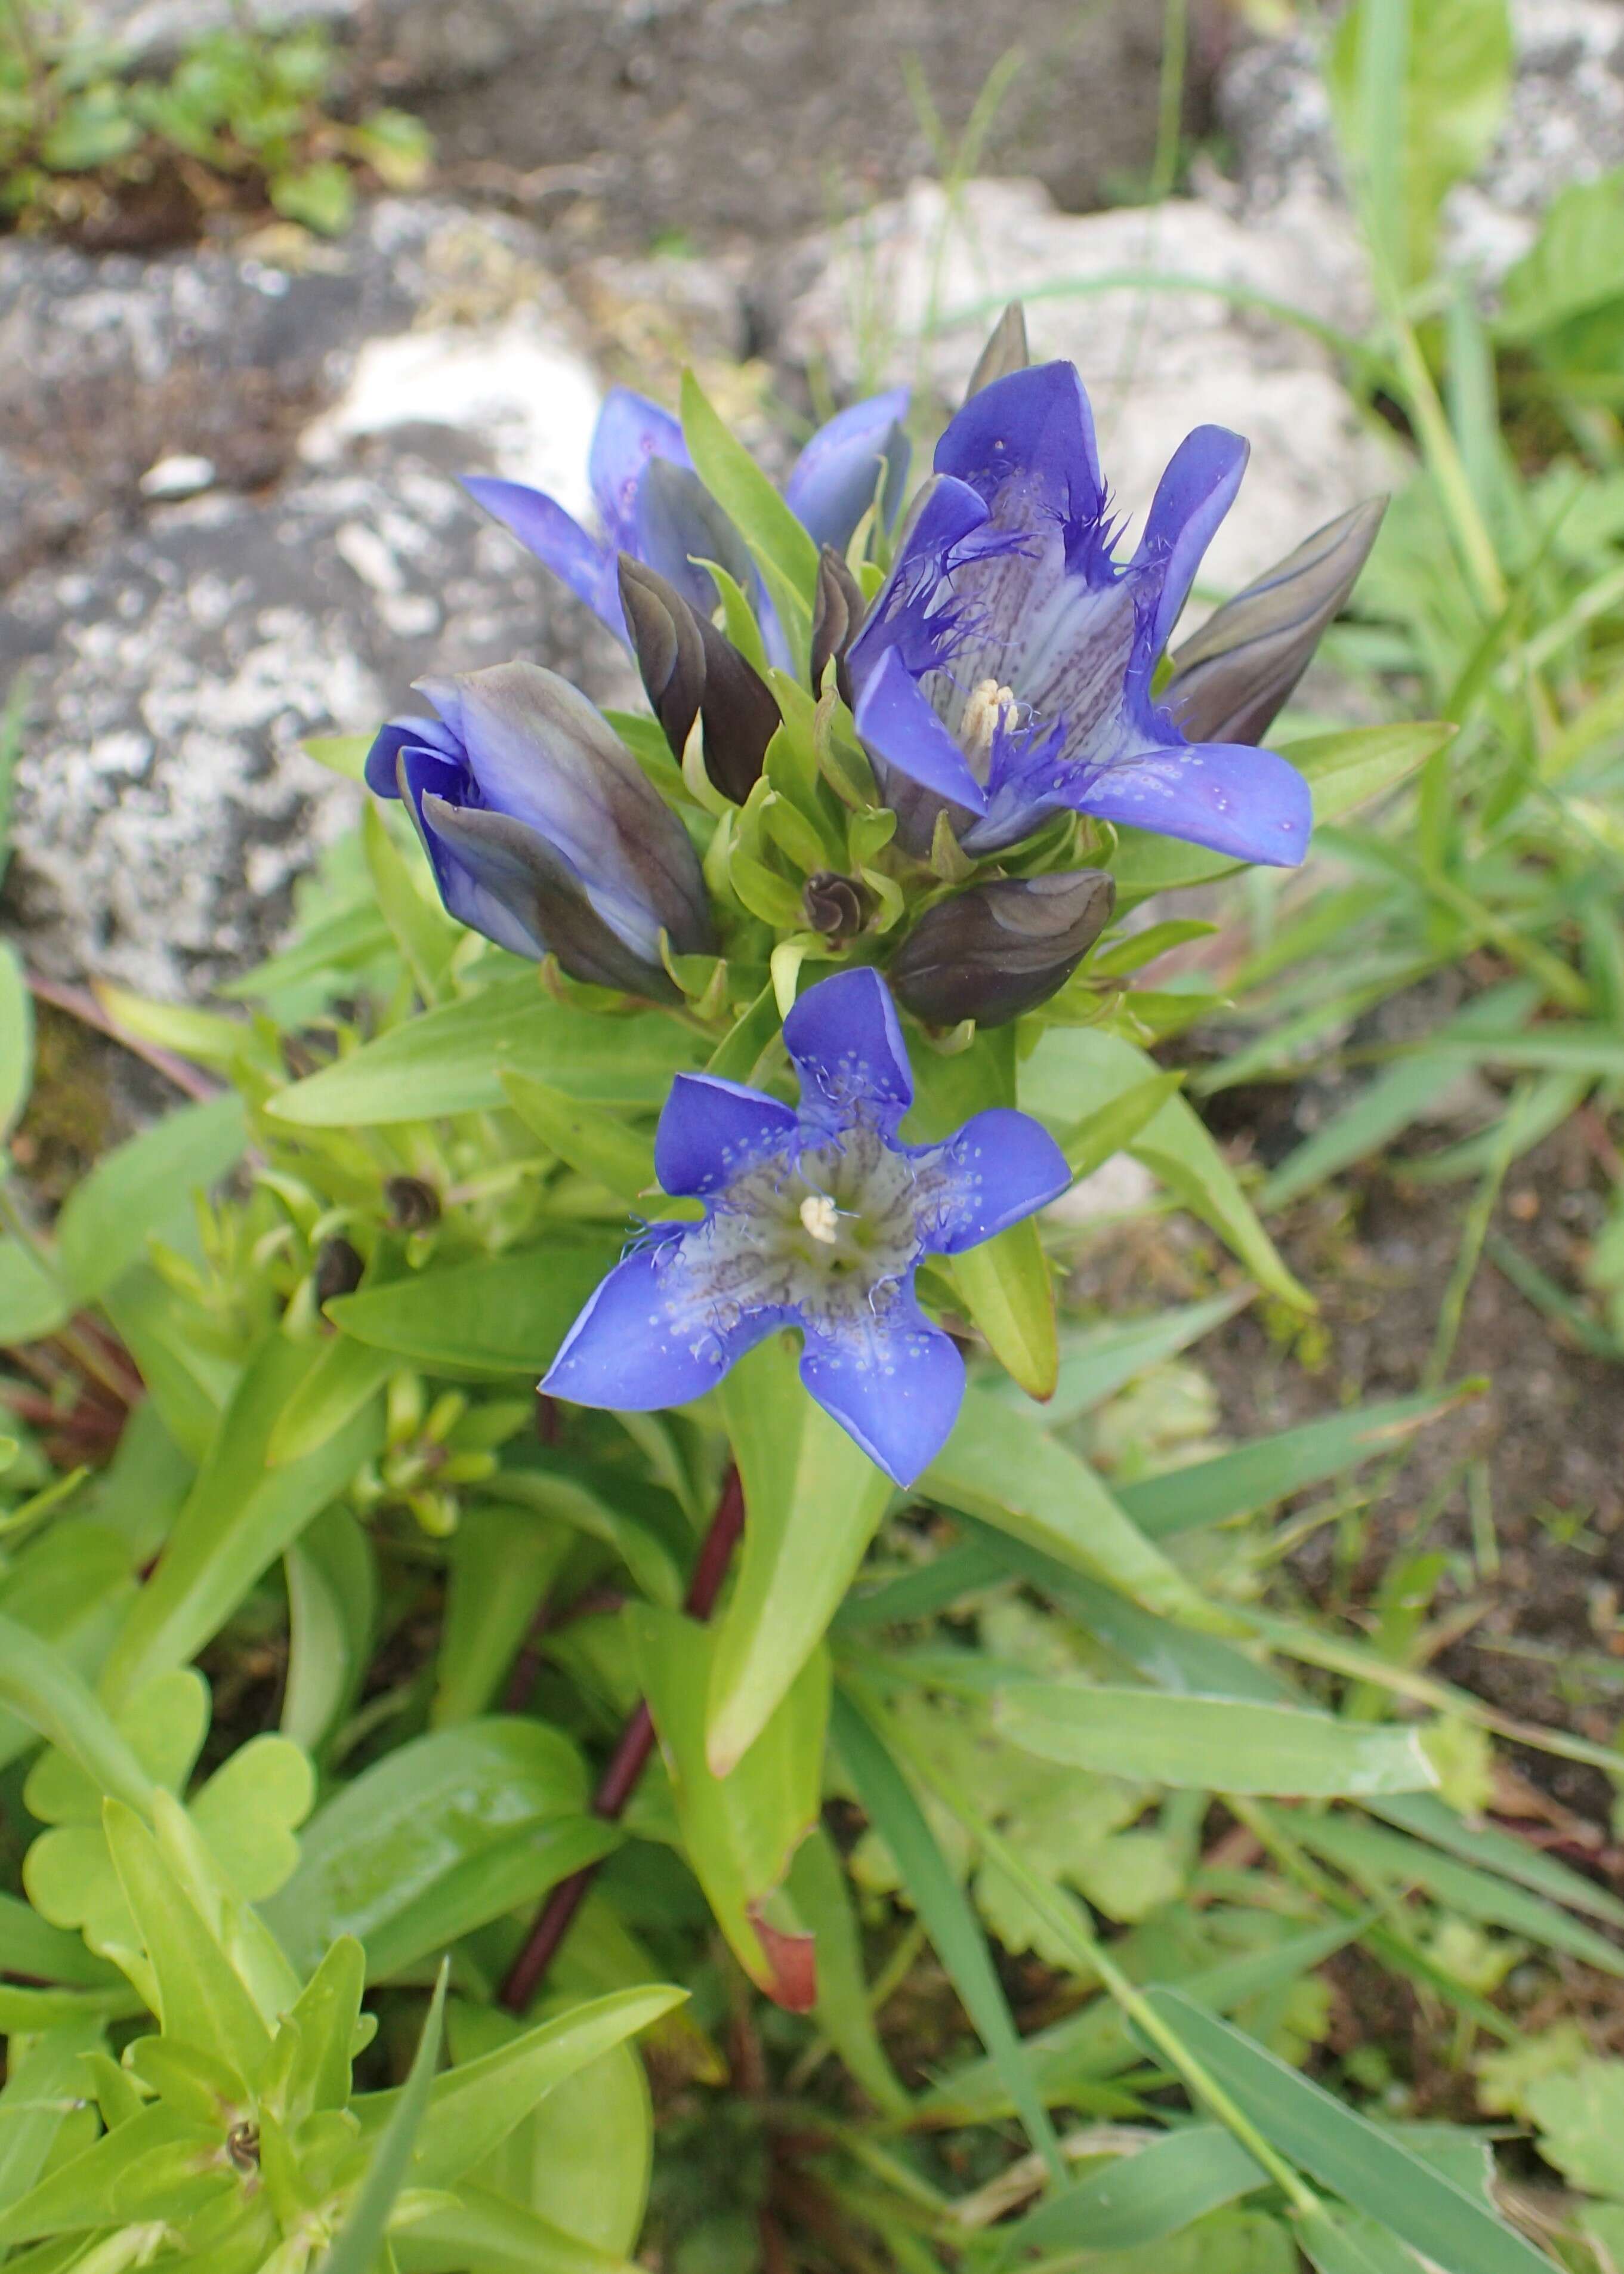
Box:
(1137, 1990), (1555, 2274)
(831, 1687), (1061, 2174)
(54, 1096), (246, 1305)
(102, 1800), (271, 2069)
(322, 1964), (447, 2274)
(390, 1988), (683, 2192)
(268, 979), (697, 1126)
(998, 1688), (1438, 1798)
(949, 1218), (1058, 1401)
(99, 1335), (385, 1705)
(709, 1337), (894, 1774)
(629, 1605), (826, 2008)
(501, 1072), (658, 1205)
(924, 1385), (1221, 1629)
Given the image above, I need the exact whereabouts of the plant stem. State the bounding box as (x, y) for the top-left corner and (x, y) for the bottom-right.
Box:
(498, 1462), (745, 2013)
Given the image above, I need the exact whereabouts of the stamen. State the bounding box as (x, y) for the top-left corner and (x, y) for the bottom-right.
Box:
(962, 677), (1018, 763)
(799, 1193), (841, 1245)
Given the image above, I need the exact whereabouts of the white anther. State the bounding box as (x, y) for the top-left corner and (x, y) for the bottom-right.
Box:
(799, 1193), (841, 1245)
(962, 677), (1018, 761)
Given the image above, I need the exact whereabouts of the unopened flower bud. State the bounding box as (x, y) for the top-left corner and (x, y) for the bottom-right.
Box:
(810, 545), (866, 704)
(616, 552), (779, 804)
(314, 1238), (365, 1306)
(890, 869), (1115, 1028)
(693, 610), (780, 804)
(803, 869), (872, 943)
(619, 554), (704, 759)
(1163, 496), (1388, 746)
(964, 301), (1030, 402)
(384, 1175), (441, 1232)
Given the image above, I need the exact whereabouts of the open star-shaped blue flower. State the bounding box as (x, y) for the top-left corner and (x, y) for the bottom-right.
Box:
(845, 361), (1312, 868)
(466, 383), (910, 649)
(542, 967), (1070, 1486)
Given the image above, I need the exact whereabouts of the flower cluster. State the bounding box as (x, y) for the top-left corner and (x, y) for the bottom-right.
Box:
(364, 307), (1382, 1477)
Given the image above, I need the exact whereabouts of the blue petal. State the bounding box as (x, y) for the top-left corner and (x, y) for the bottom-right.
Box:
(934, 362), (1103, 523)
(852, 649), (990, 818)
(784, 388), (912, 553)
(654, 1073), (799, 1199)
(397, 749), (545, 961)
(1132, 426), (1249, 658)
(925, 1109), (1073, 1254)
(632, 459), (752, 619)
(543, 1242), (779, 1410)
(589, 387), (690, 553)
(1077, 738), (1312, 868)
(364, 714), (462, 801)
(461, 478), (620, 633)
(799, 1286), (965, 1488)
(785, 967), (914, 1133)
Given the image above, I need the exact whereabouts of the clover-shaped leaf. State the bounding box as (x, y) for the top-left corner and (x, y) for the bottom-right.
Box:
(23, 1670), (313, 1967)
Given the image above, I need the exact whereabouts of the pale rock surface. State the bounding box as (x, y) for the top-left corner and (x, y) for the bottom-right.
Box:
(778, 177), (1400, 607)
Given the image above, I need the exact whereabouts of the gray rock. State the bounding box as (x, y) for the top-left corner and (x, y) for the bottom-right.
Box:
(1219, 0), (1624, 280)
(0, 196), (708, 997)
(777, 176), (1398, 608)
(0, 197), (581, 587)
(1, 432), (632, 999)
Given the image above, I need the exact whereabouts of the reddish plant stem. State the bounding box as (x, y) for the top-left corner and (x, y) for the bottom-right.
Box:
(498, 1464), (746, 2014)
(24, 973), (221, 1103)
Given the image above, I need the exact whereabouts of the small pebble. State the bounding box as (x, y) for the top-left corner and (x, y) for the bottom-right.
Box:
(139, 453), (217, 501)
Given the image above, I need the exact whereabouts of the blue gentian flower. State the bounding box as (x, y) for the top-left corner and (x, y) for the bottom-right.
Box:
(542, 967), (1070, 1485)
(845, 362), (1312, 868)
(465, 384), (912, 646)
(366, 661), (714, 999)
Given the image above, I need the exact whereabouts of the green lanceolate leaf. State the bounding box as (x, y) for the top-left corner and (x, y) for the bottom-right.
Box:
(785, 1826), (910, 2116)
(54, 1094), (246, 1306)
(832, 1686), (1063, 2179)
(363, 797), (462, 1002)
(327, 1241), (615, 1377)
(0, 1613), (153, 1813)
(0, 942), (33, 1140)
(1277, 1808), (1624, 1978)
(369, 1986), (684, 2192)
(431, 1506), (574, 1727)
(680, 371), (819, 610)
(1114, 1386), (1472, 1540)
(1137, 1991), (1555, 2274)
(996, 1688), (1438, 1798)
(708, 1335), (894, 1775)
(264, 1718), (598, 1980)
(630, 1604), (827, 2008)
(323, 1963), (447, 2274)
(0, 1238), (69, 1345)
(0, 2019), (105, 2220)
(949, 1217), (1058, 1402)
(98, 1335), (384, 1706)
(266, 1334), (394, 1467)
(1022, 1025), (1308, 1309)
(282, 1506), (377, 1754)
(501, 1072), (657, 1204)
(995, 2125), (1268, 2262)
(102, 1800), (271, 2070)
(268, 979), (698, 1125)
(923, 1384), (1222, 1630)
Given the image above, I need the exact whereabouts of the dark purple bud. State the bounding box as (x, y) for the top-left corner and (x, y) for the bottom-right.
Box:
(964, 301), (1030, 402)
(890, 869), (1115, 1028)
(616, 553), (778, 804)
(314, 1238), (365, 1306)
(1163, 497), (1388, 746)
(693, 612), (780, 806)
(384, 1175), (441, 1232)
(619, 554), (705, 759)
(802, 869), (872, 944)
(810, 545), (866, 704)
